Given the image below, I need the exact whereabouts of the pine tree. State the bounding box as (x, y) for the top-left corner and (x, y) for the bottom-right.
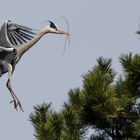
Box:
(30, 55), (140, 140)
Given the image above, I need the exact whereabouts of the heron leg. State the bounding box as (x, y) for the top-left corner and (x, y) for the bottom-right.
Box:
(6, 63), (24, 112)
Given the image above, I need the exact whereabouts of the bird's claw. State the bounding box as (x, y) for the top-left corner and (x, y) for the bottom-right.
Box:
(10, 99), (24, 112)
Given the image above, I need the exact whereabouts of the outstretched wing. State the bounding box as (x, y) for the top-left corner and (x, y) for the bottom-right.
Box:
(0, 20), (38, 48)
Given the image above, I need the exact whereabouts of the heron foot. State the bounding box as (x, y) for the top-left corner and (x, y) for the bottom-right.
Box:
(10, 99), (24, 112)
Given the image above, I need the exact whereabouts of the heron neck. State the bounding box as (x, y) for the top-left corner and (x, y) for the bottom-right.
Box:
(16, 30), (45, 56)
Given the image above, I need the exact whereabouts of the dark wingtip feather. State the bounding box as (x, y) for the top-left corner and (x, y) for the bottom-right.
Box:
(7, 22), (37, 46)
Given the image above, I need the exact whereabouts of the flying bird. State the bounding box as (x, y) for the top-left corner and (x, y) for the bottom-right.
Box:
(0, 20), (69, 111)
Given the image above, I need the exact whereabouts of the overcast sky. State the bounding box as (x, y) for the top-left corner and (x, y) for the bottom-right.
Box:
(0, 0), (140, 140)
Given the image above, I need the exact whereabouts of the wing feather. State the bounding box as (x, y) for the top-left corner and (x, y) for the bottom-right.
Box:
(18, 30), (34, 40)
(7, 32), (16, 45)
(11, 31), (24, 45)
(10, 32), (19, 45)
(12, 30), (28, 43)
(12, 31), (26, 44)
(0, 20), (38, 48)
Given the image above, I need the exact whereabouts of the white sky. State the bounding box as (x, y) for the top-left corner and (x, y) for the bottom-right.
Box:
(0, 0), (140, 140)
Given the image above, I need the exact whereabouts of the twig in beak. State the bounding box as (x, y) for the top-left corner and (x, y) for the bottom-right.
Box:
(62, 16), (70, 56)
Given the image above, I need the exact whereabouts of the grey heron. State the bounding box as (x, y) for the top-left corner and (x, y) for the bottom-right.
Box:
(0, 20), (69, 111)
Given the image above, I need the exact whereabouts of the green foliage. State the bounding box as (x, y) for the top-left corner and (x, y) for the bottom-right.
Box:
(30, 103), (63, 140)
(81, 57), (123, 128)
(30, 54), (140, 140)
(61, 103), (85, 140)
(133, 118), (140, 137)
(30, 103), (52, 140)
(120, 53), (140, 96)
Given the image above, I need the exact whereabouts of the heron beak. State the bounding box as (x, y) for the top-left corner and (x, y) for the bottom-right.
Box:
(56, 29), (70, 36)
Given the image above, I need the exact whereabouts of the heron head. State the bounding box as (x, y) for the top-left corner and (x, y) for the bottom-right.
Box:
(45, 20), (69, 36)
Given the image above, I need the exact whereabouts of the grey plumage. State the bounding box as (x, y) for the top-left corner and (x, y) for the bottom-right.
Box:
(0, 20), (37, 47)
(0, 20), (69, 111)
(0, 20), (37, 76)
